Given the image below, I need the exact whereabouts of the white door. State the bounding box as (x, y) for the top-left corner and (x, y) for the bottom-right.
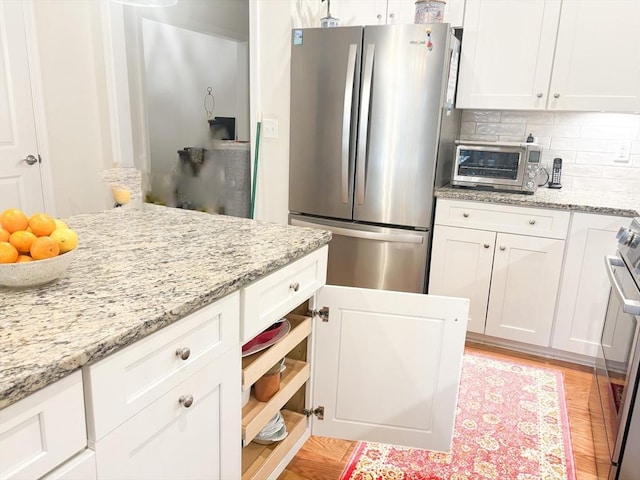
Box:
(548, 0), (640, 112)
(428, 225), (495, 334)
(553, 213), (627, 356)
(456, 0), (560, 110)
(485, 233), (565, 346)
(330, 0), (388, 26)
(0, 1), (46, 213)
(310, 285), (469, 452)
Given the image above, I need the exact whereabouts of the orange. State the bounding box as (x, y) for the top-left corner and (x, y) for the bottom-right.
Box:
(28, 212), (56, 237)
(16, 254), (34, 263)
(30, 236), (59, 260)
(0, 242), (19, 263)
(0, 209), (29, 234)
(9, 230), (37, 254)
(0, 228), (9, 242)
(50, 228), (78, 253)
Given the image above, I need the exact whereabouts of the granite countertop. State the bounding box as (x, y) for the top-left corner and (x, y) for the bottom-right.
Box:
(436, 186), (640, 217)
(0, 205), (331, 409)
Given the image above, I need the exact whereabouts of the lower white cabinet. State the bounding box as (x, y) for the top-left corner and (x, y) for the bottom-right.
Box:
(240, 246), (470, 479)
(93, 347), (240, 480)
(40, 450), (97, 480)
(0, 372), (86, 480)
(552, 213), (629, 357)
(429, 199), (568, 347)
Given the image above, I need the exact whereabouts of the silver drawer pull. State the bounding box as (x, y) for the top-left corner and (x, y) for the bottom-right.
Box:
(179, 395), (194, 408)
(499, 246), (506, 251)
(289, 282), (300, 292)
(462, 212), (469, 218)
(175, 347), (191, 360)
(484, 244), (490, 249)
(529, 219), (536, 225)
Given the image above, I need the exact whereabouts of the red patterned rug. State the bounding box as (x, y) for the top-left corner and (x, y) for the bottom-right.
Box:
(340, 353), (576, 480)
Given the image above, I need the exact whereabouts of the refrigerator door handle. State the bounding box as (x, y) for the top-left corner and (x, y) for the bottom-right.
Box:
(356, 43), (375, 206)
(291, 218), (424, 244)
(341, 43), (358, 204)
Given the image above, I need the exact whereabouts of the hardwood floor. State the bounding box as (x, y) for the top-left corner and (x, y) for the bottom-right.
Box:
(278, 342), (598, 480)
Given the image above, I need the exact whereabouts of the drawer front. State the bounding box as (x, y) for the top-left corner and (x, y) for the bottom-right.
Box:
(435, 199), (570, 239)
(241, 246), (327, 344)
(93, 347), (241, 480)
(85, 292), (239, 441)
(40, 450), (97, 480)
(0, 372), (86, 480)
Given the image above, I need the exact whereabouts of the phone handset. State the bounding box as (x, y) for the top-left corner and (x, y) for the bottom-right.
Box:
(548, 157), (562, 189)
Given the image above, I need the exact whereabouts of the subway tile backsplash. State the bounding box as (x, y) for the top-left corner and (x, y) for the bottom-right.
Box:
(459, 110), (640, 193)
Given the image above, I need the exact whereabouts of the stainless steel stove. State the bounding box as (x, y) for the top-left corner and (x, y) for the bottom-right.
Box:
(590, 217), (640, 480)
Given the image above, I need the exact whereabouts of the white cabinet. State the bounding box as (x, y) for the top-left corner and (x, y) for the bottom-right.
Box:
(457, 0), (640, 112)
(40, 450), (97, 480)
(552, 213), (629, 357)
(240, 246), (469, 479)
(329, 0), (465, 26)
(85, 293), (241, 480)
(429, 199), (569, 347)
(0, 372), (87, 480)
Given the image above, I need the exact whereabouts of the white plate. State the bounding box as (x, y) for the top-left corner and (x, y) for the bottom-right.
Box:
(253, 425), (289, 445)
(241, 320), (291, 357)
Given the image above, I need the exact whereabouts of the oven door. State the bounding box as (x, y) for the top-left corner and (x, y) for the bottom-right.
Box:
(592, 254), (640, 479)
(452, 145), (526, 188)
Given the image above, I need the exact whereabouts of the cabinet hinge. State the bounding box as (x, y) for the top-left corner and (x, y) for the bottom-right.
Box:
(38, 154), (42, 164)
(304, 406), (324, 420)
(307, 307), (329, 322)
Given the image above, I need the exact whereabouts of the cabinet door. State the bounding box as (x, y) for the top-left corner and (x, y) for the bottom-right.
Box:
(385, 0), (416, 24)
(548, 1), (640, 112)
(428, 225), (495, 334)
(310, 285), (469, 452)
(330, 0), (388, 26)
(553, 214), (628, 356)
(485, 233), (565, 346)
(94, 348), (241, 480)
(456, 0), (560, 110)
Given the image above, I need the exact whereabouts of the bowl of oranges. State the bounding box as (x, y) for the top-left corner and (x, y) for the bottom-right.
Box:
(0, 208), (79, 287)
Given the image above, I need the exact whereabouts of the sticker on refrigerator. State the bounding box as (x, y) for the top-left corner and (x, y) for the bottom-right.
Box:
(293, 29), (303, 46)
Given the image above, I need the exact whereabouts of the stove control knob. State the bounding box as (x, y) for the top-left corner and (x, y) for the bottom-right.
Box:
(617, 227), (635, 246)
(527, 170), (536, 179)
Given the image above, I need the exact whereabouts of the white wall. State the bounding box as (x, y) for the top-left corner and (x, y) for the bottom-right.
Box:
(459, 110), (640, 193)
(33, 0), (114, 217)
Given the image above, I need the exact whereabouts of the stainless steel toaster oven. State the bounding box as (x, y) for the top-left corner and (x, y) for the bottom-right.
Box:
(451, 141), (542, 194)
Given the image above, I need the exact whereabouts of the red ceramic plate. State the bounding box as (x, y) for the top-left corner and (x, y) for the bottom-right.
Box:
(242, 320), (291, 357)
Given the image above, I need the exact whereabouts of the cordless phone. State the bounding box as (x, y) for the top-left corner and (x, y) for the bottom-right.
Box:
(548, 158), (562, 189)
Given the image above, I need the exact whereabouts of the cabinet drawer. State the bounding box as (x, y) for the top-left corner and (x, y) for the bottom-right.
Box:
(0, 372), (86, 480)
(93, 347), (241, 480)
(241, 246), (327, 344)
(84, 292), (239, 441)
(435, 199), (570, 239)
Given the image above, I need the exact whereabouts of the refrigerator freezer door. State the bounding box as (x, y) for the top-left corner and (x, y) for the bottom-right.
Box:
(355, 23), (452, 228)
(290, 215), (429, 294)
(289, 27), (362, 220)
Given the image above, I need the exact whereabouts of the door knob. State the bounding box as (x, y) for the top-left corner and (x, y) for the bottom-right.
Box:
(22, 155), (38, 165)
(536, 93), (543, 98)
(499, 246), (506, 251)
(289, 282), (300, 292)
(553, 93), (560, 99)
(175, 347), (191, 360)
(484, 244), (490, 248)
(179, 395), (194, 408)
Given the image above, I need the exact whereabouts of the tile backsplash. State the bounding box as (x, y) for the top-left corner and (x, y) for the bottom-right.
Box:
(459, 110), (640, 193)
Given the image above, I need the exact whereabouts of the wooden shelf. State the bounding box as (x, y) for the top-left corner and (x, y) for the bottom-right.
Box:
(241, 410), (307, 480)
(242, 314), (312, 389)
(242, 358), (309, 446)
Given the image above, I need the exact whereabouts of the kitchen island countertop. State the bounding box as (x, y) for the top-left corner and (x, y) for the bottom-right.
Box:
(436, 186), (640, 217)
(0, 205), (331, 409)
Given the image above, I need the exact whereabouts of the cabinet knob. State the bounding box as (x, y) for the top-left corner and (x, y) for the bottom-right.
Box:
(553, 93), (560, 99)
(289, 282), (300, 292)
(179, 395), (194, 408)
(484, 244), (490, 248)
(376, 13), (382, 22)
(536, 92), (543, 98)
(529, 219), (536, 225)
(389, 13), (395, 22)
(462, 212), (469, 218)
(176, 347), (191, 360)
(499, 246), (506, 251)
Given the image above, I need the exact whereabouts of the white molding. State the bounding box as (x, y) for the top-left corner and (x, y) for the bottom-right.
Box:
(99, 0), (135, 168)
(21, 0), (57, 216)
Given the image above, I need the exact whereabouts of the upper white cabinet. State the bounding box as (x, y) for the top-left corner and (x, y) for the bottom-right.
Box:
(457, 0), (640, 112)
(429, 199), (569, 347)
(552, 213), (629, 357)
(325, 0), (465, 26)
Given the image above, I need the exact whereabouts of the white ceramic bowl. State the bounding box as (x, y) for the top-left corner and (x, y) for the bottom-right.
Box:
(0, 249), (77, 288)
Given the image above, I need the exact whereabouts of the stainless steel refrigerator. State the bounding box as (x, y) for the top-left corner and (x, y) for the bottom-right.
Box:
(288, 23), (460, 293)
